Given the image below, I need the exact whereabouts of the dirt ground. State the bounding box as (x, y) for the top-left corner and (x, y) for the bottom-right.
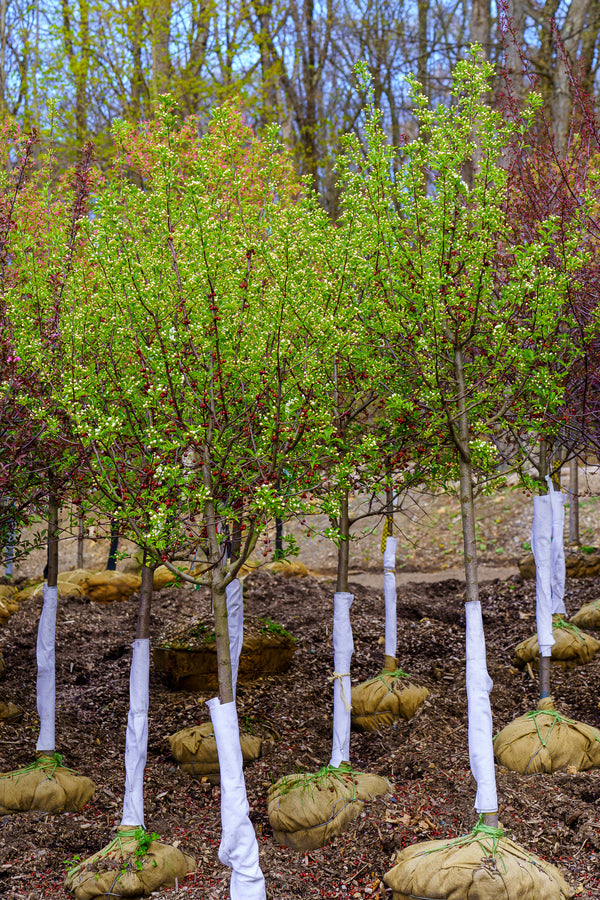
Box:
(2, 557), (600, 899)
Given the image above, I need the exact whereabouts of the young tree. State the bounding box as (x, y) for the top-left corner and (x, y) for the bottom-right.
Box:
(340, 53), (580, 827)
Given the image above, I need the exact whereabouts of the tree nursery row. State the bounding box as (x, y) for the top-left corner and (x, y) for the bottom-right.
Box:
(2, 54), (600, 898)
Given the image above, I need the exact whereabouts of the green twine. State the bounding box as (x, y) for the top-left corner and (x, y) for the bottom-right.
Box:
(0, 752), (69, 782)
(422, 816), (507, 872)
(67, 826), (151, 877)
(275, 762), (360, 800)
(553, 617), (585, 643)
(525, 708), (600, 745)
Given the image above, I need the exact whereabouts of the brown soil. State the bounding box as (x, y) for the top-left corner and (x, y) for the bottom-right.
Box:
(1, 567), (600, 899)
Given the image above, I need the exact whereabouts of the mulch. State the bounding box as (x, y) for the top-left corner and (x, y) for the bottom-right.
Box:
(1, 569), (600, 899)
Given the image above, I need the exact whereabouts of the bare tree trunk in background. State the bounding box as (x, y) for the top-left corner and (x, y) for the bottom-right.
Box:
(580, 0), (600, 94)
(61, 0), (90, 144)
(0, 0), (7, 112)
(504, 0), (526, 99)
(552, 0), (592, 156)
(471, 0), (491, 58)
(569, 457), (580, 545)
(417, 0), (429, 92)
(151, 0), (172, 102)
(129, 2), (146, 121)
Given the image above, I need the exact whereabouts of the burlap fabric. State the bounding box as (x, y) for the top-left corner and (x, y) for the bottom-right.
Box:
(59, 569), (94, 586)
(267, 561), (310, 577)
(514, 619), (600, 669)
(0, 754), (95, 814)
(0, 700), (22, 722)
(571, 600), (600, 629)
(65, 826), (195, 899)
(0, 586), (18, 624)
(520, 550), (600, 580)
(494, 697), (600, 774)
(384, 823), (573, 900)
(82, 571), (141, 603)
(351, 669), (429, 732)
(32, 581), (84, 602)
(0, 584), (16, 600)
(168, 722), (262, 776)
(268, 764), (390, 851)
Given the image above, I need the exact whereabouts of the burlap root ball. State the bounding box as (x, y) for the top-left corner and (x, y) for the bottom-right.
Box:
(384, 825), (573, 900)
(268, 764), (390, 851)
(0, 754), (95, 814)
(0, 699), (23, 722)
(514, 620), (600, 670)
(494, 697), (600, 775)
(59, 569), (94, 587)
(31, 581), (84, 602)
(571, 600), (600, 630)
(65, 826), (195, 899)
(168, 722), (262, 776)
(351, 670), (429, 732)
(82, 571), (141, 603)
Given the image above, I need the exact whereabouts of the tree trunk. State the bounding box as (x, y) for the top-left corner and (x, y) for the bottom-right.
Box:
(552, 0), (592, 157)
(213, 565), (234, 705)
(150, 0), (172, 102)
(335, 490), (350, 594)
(275, 517), (283, 558)
(569, 457), (580, 545)
(107, 520), (119, 570)
(47, 491), (59, 588)
(504, 0), (526, 100)
(77, 508), (85, 569)
(136, 558), (154, 640)
(470, 0), (491, 59)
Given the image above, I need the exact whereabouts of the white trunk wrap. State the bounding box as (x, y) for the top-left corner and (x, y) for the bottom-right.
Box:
(207, 698), (266, 899)
(226, 578), (244, 698)
(532, 494), (554, 656)
(329, 591), (354, 768)
(546, 478), (567, 616)
(121, 638), (150, 827)
(36, 584), (58, 752)
(383, 537), (397, 661)
(465, 600), (498, 815)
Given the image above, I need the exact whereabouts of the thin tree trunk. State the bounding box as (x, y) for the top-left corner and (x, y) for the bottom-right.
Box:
(275, 518), (283, 558)
(107, 521), (119, 570)
(77, 508), (84, 569)
(212, 566), (234, 705)
(136, 558), (154, 640)
(569, 457), (580, 545)
(47, 492), (59, 588)
(335, 490), (350, 594)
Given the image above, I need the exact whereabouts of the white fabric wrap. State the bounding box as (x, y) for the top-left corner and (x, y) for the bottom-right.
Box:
(465, 600), (498, 815)
(121, 638), (150, 827)
(550, 490), (567, 616)
(329, 591), (354, 768)
(383, 537), (398, 661)
(226, 578), (244, 698)
(36, 584), (58, 752)
(207, 697), (266, 900)
(532, 494), (554, 656)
